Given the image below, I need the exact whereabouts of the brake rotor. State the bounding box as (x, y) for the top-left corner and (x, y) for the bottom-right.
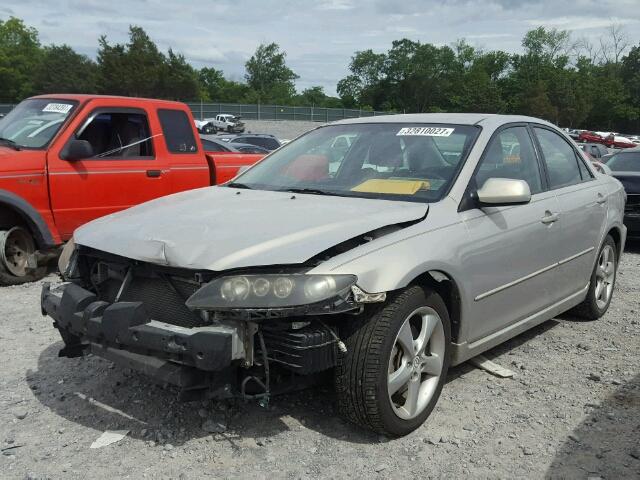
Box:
(0, 226), (36, 277)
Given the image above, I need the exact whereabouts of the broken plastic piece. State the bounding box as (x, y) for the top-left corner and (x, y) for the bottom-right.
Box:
(352, 285), (387, 303)
(90, 430), (129, 449)
(469, 355), (515, 378)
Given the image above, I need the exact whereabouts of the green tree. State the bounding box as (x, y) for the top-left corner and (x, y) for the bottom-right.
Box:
(33, 45), (97, 94)
(97, 26), (165, 97)
(159, 49), (199, 100)
(245, 42), (299, 102)
(0, 17), (41, 102)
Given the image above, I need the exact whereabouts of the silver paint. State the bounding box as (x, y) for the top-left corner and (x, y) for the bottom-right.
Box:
(73, 113), (628, 366)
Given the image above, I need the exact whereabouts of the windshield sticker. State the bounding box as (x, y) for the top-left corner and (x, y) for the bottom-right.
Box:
(397, 127), (454, 137)
(42, 103), (73, 114)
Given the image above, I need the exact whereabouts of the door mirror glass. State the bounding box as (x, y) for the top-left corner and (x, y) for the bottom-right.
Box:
(63, 139), (93, 161)
(477, 178), (531, 206)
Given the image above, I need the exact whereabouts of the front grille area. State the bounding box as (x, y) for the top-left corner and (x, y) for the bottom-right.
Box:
(90, 263), (204, 328)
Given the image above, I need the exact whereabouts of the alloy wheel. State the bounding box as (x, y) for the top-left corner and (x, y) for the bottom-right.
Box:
(595, 244), (615, 310)
(387, 306), (446, 420)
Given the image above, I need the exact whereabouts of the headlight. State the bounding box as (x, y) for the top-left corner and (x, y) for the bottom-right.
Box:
(58, 237), (78, 279)
(186, 274), (357, 310)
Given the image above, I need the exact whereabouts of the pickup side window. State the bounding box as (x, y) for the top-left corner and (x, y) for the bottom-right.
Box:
(158, 109), (198, 154)
(77, 110), (154, 159)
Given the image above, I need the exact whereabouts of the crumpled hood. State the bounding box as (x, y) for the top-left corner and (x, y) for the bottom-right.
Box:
(75, 186), (428, 271)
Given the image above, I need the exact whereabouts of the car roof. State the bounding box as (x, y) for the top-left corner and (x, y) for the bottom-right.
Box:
(332, 113), (557, 129)
(28, 94), (186, 108)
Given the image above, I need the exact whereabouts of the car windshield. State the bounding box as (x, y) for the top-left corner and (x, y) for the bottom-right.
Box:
(233, 123), (479, 202)
(0, 98), (77, 149)
(605, 152), (640, 172)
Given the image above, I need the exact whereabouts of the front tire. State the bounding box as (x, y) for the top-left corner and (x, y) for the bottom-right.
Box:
(335, 286), (451, 436)
(571, 235), (617, 320)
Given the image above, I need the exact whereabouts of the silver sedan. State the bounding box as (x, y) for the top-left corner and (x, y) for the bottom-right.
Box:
(47, 113), (627, 437)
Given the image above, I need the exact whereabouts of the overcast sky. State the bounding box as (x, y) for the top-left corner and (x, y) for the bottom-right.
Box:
(2, 0), (639, 95)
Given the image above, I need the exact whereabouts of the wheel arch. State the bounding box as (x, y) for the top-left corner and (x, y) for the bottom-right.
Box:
(0, 190), (55, 249)
(409, 269), (463, 344)
(606, 226), (623, 262)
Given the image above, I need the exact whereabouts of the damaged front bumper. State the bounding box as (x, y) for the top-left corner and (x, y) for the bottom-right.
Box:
(41, 282), (244, 375)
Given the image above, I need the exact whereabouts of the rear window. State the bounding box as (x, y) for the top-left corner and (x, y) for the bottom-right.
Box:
(606, 152), (640, 172)
(235, 136), (280, 150)
(158, 109), (198, 154)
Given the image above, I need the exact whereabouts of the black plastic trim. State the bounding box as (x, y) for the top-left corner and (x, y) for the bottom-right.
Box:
(0, 189), (56, 247)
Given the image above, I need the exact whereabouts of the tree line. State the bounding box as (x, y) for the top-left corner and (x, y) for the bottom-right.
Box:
(0, 18), (342, 109)
(339, 25), (640, 133)
(1, 16), (639, 132)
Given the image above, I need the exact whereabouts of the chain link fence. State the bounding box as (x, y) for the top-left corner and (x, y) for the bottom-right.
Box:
(0, 102), (387, 122)
(186, 103), (385, 122)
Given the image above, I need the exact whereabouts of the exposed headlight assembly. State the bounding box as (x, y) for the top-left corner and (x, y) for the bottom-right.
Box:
(186, 274), (358, 313)
(58, 237), (79, 280)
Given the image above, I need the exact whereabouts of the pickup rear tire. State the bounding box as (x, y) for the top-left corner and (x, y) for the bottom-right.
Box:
(335, 286), (451, 436)
(0, 226), (47, 286)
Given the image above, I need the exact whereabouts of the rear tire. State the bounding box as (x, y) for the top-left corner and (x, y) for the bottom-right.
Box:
(335, 286), (451, 436)
(0, 226), (47, 286)
(570, 235), (617, 320)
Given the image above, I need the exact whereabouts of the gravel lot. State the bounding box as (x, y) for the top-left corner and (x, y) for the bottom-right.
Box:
(0, 240), (638, 479)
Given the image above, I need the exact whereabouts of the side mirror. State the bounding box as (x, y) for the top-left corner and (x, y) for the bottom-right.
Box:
(62, 139), (93, 161)
(476, 178), (531, 206)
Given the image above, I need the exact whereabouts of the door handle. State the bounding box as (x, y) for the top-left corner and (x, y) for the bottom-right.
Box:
(596, 193), (607, 204)
(146, 170), (162, 178)
(541, 211), (559, 224)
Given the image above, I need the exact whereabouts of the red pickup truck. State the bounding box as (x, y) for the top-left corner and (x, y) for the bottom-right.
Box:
(0, 94), (263, 285)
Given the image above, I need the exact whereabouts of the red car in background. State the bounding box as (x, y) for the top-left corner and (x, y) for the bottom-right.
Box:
(578, 131), (605, 144)
(604, 134), (636, 149)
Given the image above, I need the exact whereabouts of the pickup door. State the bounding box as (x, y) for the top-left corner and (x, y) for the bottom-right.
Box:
(47, 101), (171, 237)
(47, 103), (210, 238)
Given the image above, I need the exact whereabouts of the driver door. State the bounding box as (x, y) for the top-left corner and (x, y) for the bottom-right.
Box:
(459, 125), (563, 342)
(47, 104), (169, 236)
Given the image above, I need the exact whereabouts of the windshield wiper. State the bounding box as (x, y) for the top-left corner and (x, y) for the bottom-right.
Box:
(226, 182), (253, 189)
(0, 137), (21, 151)
(281, 187), (329, 196)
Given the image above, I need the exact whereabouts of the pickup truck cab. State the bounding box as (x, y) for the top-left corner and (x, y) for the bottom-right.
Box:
(0, 94), (259, 285)
(212, 114), (245, 133)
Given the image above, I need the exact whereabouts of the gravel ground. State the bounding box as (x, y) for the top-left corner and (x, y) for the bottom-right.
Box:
(1, 242), (639, 480)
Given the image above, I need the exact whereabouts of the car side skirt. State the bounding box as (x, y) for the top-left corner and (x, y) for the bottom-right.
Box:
(450, 284), (588, 366)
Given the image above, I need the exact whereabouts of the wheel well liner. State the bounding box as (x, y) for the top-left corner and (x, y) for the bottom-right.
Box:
(410, 270), (462, 344)
(0, 190), (55, 249)
(607, 227), (622, 261)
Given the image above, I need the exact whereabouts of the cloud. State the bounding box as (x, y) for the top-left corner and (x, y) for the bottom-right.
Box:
(525, 16), (640, 30)
(317, 0), (354, 11)
(1, 0), (639, 96)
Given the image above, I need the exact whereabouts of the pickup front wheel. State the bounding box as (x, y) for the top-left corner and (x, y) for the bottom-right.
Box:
(335, 286), (451, 436)
(0, 226), (47, 286)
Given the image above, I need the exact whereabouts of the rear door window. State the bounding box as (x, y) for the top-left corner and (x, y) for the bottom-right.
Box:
(158, 109), (198, 154)
(534, 128), (583, 188)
